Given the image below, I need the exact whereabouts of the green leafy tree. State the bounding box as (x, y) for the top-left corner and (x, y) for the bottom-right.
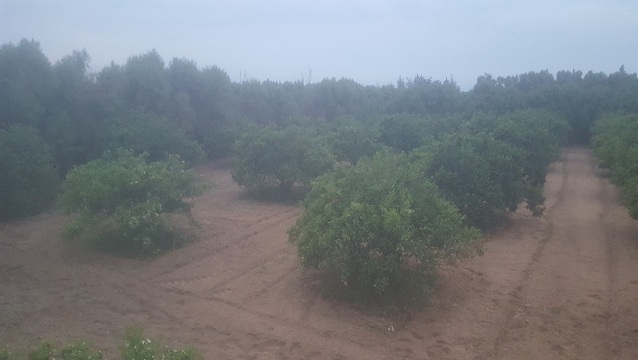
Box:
(466, 110), (570, 187)
(100, 110), (205, 165)
(289, 151), (480, 302)
(388, 75), (463, 115)
(123, 50), (170, 114)
(232, 125), (335, 195)
(422, 132), (540, 228)
(0, 39), (54, 130)
(0, 125), (59, 220)
(59, 150), (204, 256)
(328, 120), (382, 164)
(378, 114), (429, 153)
(591, 113), (638, 218)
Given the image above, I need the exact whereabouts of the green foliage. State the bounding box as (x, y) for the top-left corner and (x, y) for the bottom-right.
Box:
(378, 114), (429, 153)
(0, 39), (54, 129)
(0, 125), (59, 220)
(58, 341), (103, 360)
(101, 111), (205, 165)
(289, 151), (480, 303)
(591, 113), (638, 218)
(328, 120), (382, 164)
(59, 150), (204, 256)
(422, 132), (541, 228)
(3, 328), (198, 360)
(27, 343), (55, 360)
(122, 327), (200, 360)
(466, 110), (570, 186)
(232, 125), (335, 195)
(390, 75), (464, 115)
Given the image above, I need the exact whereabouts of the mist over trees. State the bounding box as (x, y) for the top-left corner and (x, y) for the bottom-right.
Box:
(1, 38), (637, 217)
(2, 37), (637, 300)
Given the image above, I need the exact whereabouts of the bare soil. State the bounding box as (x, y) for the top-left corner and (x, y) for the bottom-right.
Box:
(2, 147), (638, 359)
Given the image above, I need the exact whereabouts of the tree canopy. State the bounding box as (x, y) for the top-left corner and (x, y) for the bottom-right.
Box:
(289, 152), (480, 302)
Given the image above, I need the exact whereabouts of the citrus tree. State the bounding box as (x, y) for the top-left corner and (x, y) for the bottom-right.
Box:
(289, 151), (480, 302)
(422, 132), (541, 228)
(59, 149), (204, 256)
(232, 125), (335, 195)
(591, 113), (638, 218)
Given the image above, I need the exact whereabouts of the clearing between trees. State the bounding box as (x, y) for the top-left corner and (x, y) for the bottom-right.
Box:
(1, 147), (638, 359)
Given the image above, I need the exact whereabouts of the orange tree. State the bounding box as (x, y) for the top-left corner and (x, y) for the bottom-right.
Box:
(232, 125), (335, 195)
(289, 151), (480, 303)
(59, 149), (204, 256)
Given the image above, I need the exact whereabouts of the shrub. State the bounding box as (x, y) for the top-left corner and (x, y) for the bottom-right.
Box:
(466, 110), (570, 187)
(289, 151), (480, 304)
(328, 121), (382, 164)
(232, 125), (335, 195)
(421, 132), (542, 228)
(591, 113), (638, 218)
(0, 125), (59, 220)
(100, 111), (205, 165)
(59, 149), (204, 256)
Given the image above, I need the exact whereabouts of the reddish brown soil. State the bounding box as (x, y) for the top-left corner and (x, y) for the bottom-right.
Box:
(2, 147), (638, 359)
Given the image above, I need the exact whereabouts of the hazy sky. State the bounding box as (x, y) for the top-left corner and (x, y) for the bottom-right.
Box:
(1, 0), (637, 90)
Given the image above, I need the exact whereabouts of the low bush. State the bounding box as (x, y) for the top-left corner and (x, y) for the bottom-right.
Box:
(591, 113), (638, 218)
(232, 125), (335, 196)
(289, 151), (481, 305)
(59, 149), (204, 256)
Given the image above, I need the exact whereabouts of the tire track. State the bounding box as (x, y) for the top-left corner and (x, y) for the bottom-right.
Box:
(486, 147), (614, 359)
(486, 177), (561, 358)
(152, 207), (299, 283)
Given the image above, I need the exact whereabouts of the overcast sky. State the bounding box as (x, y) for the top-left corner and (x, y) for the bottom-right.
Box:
(1, 0), (637, 90)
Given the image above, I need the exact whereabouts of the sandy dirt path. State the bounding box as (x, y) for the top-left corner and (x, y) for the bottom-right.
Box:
(1, 147), (638, 359)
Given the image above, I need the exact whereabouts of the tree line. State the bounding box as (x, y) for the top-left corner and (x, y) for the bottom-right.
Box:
(2, 38), (637, 303)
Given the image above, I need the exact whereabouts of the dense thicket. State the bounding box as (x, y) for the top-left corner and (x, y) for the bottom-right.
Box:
(59, 150), (203, 256)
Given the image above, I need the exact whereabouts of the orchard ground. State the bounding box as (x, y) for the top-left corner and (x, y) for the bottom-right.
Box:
(2, 147), (638, 359)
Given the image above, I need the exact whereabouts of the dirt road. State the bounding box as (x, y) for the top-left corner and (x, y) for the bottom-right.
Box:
(1, 147), (638, 359)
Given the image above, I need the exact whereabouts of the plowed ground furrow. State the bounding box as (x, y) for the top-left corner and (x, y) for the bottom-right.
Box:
(469, 151), (567, 359)
(152, 208), (300, 283)
(160, 226), (296, 293)
(486, 148), (613, 360)
(187, 294), (392, 359)
(212, 254), (299, 305)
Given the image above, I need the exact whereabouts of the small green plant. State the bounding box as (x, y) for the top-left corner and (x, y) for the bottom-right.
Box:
(591, 113), (638, 219)
(58, 341), (103, 360)
(60, 149), (205, 256)
(3, 328), (199, 360)
(23, 341), (103, 360)
(27, 343), (55, 360)
(0, 347), (9, 360)
(122, 327), (200, 360)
